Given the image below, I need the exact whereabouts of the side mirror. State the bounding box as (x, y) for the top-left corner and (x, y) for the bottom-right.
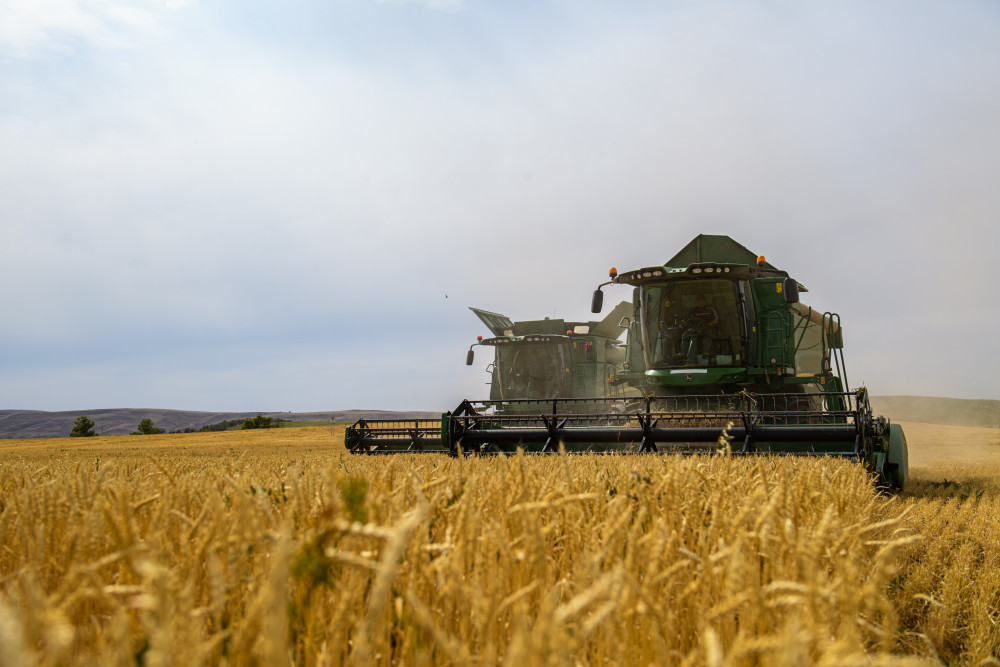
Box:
(783, 278), (799, 304)
(466, 349), (475, 365)
(591, 289), (604, 314)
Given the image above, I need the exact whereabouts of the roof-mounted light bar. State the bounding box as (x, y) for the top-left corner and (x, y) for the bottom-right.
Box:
(690, 265), (732, 275)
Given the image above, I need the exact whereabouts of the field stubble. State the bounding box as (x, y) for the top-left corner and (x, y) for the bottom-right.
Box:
(0, 422), (997, 666)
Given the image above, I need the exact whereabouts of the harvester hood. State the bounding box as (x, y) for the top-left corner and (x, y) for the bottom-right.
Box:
(470, 307), (515, 337)
(471, 303), (631, 340)
(666, 234), (778, 270)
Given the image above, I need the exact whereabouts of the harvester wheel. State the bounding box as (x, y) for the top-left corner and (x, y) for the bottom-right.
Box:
(881, 423), (909, 492)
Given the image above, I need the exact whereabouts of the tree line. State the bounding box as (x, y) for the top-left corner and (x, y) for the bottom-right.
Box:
(69, 415), (284, 437)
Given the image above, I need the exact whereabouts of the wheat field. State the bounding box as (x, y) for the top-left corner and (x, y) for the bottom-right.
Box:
(0, 422), (997, 666)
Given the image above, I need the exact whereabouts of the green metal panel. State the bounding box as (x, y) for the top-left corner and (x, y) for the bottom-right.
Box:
(644, 367), (746, 387)
(752, 277), (788, 308)
(752, 278), (794, 372)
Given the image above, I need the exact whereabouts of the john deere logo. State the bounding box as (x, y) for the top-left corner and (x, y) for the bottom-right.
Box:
(684, 374), (693, 382)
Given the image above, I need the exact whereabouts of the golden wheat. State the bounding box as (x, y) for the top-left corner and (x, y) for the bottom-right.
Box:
(0, 425), (997, 665)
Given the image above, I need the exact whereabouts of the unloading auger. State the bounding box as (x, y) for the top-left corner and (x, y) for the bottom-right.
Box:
(344, 235), (908, 492)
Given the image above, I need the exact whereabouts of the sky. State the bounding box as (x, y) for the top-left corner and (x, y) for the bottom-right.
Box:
(1, 0), (998, 412)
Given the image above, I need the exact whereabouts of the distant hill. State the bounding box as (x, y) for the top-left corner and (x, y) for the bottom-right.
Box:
(0, 408), (440, 440)
(869, 396), (999, 429)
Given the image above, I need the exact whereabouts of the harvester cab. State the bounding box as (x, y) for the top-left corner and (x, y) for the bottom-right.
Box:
(466, 304), (632, 404)
(592, 235), (846, 398)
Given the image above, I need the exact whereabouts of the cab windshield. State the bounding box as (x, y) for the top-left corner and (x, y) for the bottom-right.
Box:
(496, 342), (571, 399)
(641, 279), (743, 368)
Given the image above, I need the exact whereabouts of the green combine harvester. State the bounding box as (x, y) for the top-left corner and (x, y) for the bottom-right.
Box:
(344, 304), (635, 455)
(465, 305), (634, 405)
(345, 235), (908, 491)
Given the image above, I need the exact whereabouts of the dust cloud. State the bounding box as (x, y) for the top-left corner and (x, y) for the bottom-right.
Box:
(901, 422), (1000, 470)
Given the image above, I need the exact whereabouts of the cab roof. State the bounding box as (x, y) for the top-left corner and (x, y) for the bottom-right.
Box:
(610, 235), (805, 290)
(665, 234), (778, 270)
(470, 302), (631, 339)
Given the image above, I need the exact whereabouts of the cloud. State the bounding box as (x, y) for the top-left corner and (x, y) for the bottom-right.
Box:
(1, 1), (999, 410)
(374, 0), (465, 10)
(0, 0), (194, 59)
